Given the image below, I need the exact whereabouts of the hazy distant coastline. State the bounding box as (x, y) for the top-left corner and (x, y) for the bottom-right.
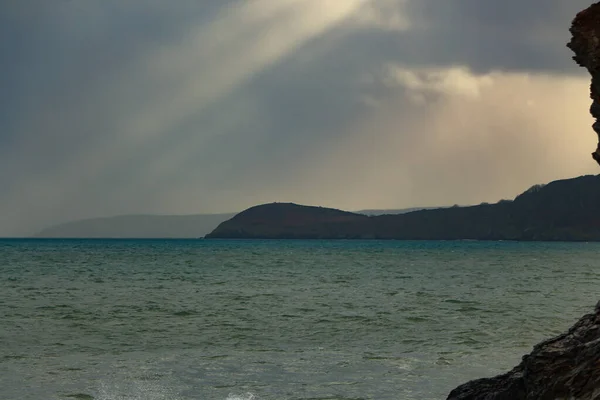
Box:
(33, 214), (236, 239)
(32, 208), (433, 239)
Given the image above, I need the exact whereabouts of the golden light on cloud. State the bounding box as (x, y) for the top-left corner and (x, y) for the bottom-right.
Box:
(289, 66), (597, 211)
(386, 65), (494, 100)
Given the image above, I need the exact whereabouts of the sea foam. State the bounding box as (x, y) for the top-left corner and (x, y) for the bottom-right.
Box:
(227, 392), (258, 400)
(226, 393), (257, 400)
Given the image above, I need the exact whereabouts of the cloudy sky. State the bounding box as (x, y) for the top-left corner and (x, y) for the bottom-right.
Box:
(1, 0), (597, 235)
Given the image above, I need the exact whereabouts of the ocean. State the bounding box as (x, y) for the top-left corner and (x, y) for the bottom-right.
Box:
(1, 239), (598, 400)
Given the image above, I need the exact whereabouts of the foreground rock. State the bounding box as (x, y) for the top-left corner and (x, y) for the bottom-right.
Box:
(447, 302), (600, 399)
(568, 1), (600, 165)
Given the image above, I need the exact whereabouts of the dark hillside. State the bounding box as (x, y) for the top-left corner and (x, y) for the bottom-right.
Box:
(207, 175), (600, 241)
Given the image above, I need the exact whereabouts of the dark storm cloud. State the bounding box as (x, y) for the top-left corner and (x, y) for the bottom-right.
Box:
(398, 0), (592, 73)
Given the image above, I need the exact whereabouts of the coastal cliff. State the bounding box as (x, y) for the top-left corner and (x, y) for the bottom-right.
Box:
(207, 175), (600, 241)
(568, 1), (600, 165)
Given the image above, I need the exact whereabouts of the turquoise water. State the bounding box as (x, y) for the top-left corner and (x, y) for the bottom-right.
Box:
(1, 239), (599, 400)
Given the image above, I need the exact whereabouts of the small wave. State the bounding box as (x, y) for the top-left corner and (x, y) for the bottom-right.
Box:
(96, 381), (182, 400)
(227, 393), (257, 400)
(172, 310), (196, 316)
(443, 299), (477, 305)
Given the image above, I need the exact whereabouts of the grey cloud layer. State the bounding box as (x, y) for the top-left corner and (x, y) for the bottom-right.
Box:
(0, 0), (594, 235)
(372, 0), (592, 73)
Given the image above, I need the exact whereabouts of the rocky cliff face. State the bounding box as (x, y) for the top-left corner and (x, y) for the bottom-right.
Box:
(568, 1), (600, 166)
(447, 302), (600, 400)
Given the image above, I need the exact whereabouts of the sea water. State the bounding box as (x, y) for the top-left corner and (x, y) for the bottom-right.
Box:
(1, 239), (599, 400)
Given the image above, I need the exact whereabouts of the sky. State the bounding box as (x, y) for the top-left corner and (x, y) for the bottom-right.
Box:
(0, 0), (597, 236)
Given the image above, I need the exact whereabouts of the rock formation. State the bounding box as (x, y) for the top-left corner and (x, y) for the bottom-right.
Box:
(568, 1), (600, 166)
(446, 302), (600, 400)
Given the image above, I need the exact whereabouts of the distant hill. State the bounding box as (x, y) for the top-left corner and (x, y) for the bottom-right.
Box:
(206, 175), (600, 241)
(34, 213), (235, 238)
(205, 203), (369, 239)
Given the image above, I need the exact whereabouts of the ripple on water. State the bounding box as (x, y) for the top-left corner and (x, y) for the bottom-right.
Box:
(1, 239), (600, 400)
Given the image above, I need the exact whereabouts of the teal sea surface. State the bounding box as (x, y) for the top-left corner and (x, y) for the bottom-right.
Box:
(1, 239), (599, 400)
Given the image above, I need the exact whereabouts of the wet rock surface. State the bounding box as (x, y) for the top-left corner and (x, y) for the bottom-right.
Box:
(568, 1), (600, 165)
(446, 302), (600, 400)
